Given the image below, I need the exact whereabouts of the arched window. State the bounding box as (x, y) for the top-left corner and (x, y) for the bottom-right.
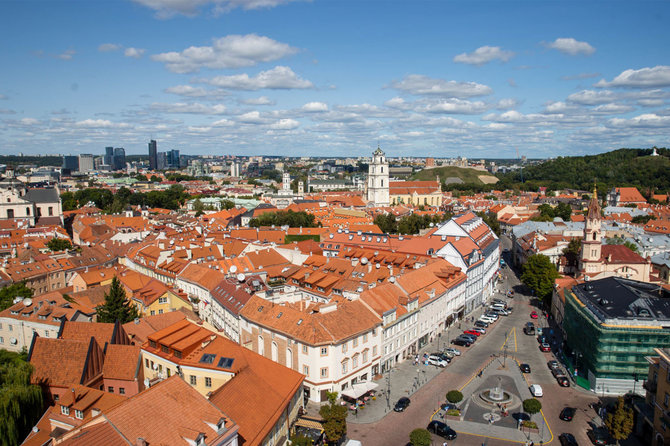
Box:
(258, 336), (264, 356)
(381, 167), (383, 173)
(271, 341), (278, 362)
(593, 232), (597, 240)
(381, 179), (384, 187)
(286, 348), (293, 368)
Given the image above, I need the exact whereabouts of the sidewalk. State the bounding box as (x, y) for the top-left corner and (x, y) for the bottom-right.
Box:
(305, 301), (500, 423)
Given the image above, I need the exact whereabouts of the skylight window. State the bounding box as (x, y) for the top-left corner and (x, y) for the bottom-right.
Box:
(199, 353), (216, 364)
(217, 357), (234, 369)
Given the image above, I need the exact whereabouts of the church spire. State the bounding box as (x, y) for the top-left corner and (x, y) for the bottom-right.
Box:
(587, 185), (601, 221)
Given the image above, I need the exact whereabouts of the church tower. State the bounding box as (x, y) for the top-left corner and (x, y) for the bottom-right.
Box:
(367, 146), (389, 206)
(580, 186), (603, 275)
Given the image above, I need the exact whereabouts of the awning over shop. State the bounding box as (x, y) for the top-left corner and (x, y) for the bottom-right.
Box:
(341, 381), (379, 400)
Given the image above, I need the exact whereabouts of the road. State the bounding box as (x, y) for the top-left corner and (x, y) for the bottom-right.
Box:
(348, 237), (606, 446)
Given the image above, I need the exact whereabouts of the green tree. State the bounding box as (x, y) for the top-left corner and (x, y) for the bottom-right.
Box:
(149, 175), (161, 183)
(477, 211), (501, 236)
(521, 254), (560, 304)
(95, 277), (140, 323)
(446, 390), (463, 404)
(562, 238), (582, 269)
(318, 391), (347, 445)
(555, 202), (572, 221)
(605, 396), (633, 445)
(221, 199), (235, 210)
(0, 282), (33, 311)
(409, 428), (431, 446)
(522, 398), (542, 415)
(606, 236), (640, 254)
(0, 350), (44, 446)
(631, 215), (655, 224)
(289, 434), (313, 446)
(60, 191), (78, 211)
(46, 238), (72, 252)
(374, 213), (398, 234)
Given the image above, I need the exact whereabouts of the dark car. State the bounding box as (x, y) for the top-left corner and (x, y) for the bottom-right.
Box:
(537, 335), (548, 344)
(559, 433), (578, 446)
(431, 352), (452, 363)
(524, 322), (536, 335)
(474, 320), (489, 328)
(440, 403), (458, 412)
(452, 338), (471, 347)
(460, 333), (477, 341)
(588, 428), (610, 445)
(559, 407), (576, 421)
(557, 376), (570, 387)
(519, 363), (531, 373)
(548, 360), (560, 370)
(394, 397), (410, 412)
(426, 420), (457, 440)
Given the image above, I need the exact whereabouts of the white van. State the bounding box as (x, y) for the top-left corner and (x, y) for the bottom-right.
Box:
(490, 303), (506, 311)
(529, 384), (543, 397)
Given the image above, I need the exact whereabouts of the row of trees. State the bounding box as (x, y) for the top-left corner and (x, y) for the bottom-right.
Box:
(531, 203), (572, 222)
(249, 210), (318, 228)
(61, 185), (190, 213)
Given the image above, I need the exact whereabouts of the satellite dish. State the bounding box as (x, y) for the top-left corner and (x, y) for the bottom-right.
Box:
(12, 297), (22, 304)
(375, 263), (380, 269)
(22, 298), (32, 307)
(389, 276), (396, 283)
(360, 257), (368, 265)
(329, 233), (334, 239)
(237, 273), (245, 282)
(230, 265), (238, 273)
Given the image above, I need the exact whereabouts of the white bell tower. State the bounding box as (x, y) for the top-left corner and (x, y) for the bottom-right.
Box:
(367, 146), (390, 206)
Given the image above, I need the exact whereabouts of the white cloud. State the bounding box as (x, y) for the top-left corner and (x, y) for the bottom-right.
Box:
(543, 101), (573, 114)
(421, 99), (488, 114)
(98, 43), (121, 52)
(384, 97), (406, 108)
(496, 98), (519, 110)
(482, 110), (556, 124)
(637, 99), (664, 107)
(389, 74), (493, 98)
(596, 66), (670, 88)
(150, 102), (227, 114)
(75, 119), (130, 128)
(453, 46), (514, 66)
(165, 85), (210, 97)
(270, 118), (299, 130)
(240, 96), (275, 105)
(567, 90), (617, 105)
(20, 118), (40, 126)
(561, 72), (600, 81)
(545, 38), (595, 56)
(212, 118), (234, 126)
(202, 66), (313, 90)
(238, 111), (266, 123)
(124, 47), (146, 59)
(151, 34), (298, 73)
(592, 104), (634, 114)
(608, 113), (670, 128)
(302, 102), (328, 112)
(133, 0), (299, 18)
(57, 49), (76, 60)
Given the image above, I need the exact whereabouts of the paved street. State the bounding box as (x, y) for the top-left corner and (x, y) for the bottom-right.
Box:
(338, 237), (632, 446)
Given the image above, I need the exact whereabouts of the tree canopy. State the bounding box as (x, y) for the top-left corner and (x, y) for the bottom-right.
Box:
(409, 428), (431, 446)
(61, 185), (190, 212)
(531, 202), (572, 222)
(605, 396), (633, 445)
(446, 390), (463, 404)
(318, 391), (347, 445)
(47, 238), (72, 252)
(249, 210), (317, 228)
(0, 282), (33, 312)
(521, 254), (560, 304)
(606, 236), (640, 254)
(95, 277), (140, 323)
(522, 398), (542, 415)
(0, 350), (44, 446)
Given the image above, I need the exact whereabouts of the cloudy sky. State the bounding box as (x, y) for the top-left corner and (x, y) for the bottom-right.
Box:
(1, 0), (669, 158)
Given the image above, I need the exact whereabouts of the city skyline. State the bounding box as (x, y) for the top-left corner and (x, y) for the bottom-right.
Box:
(1, 0), (669, 158)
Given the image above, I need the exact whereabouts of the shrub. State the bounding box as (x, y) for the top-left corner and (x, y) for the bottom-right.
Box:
(446, 409), (460, 416)
(521, 420), (538, 429)
(523, 398), (542, 414)
(446, 390), (463, 404)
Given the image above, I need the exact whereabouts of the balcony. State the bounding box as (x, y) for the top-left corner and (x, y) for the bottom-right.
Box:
(643, 380), (657, 393)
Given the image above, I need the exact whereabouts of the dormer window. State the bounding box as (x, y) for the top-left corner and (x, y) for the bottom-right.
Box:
(75, 409), (83, 419)
(61, 405), (70, 416)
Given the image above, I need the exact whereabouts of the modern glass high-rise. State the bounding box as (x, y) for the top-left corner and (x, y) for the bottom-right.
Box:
(113, 147), (126, 170)
(62, 155), (79, 171)
(105, 146), (114, 166)
(148, 140), (158, 171)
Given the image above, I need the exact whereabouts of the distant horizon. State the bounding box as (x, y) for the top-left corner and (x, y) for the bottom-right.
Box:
(1, 1), (669, 157)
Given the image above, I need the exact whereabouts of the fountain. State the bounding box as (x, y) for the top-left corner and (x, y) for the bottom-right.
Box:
(478, 377), (514, 406)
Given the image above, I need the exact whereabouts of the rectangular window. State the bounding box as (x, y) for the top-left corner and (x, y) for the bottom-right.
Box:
(0, 337), (3, 344)
(205, 377), (212, 388)
(75, 410), (83, 419)
(342, 343), (347, 353)
(352, 337), (358, 347)
(665, 392), (669, 408)
(320, 347), (328, 356)
(158, 309), (163, 314)
(320, 367), (328, 378)
(145, 359), (149, 368)
(119, 388), (125, 395)
(342, 362), (348, 374)
(150, 310), (155, 316)
(363, 334), (368, 343)
(61, 405), (70, 416)
(108, 386), (114, 393)
(190, 375), (197, 385)
(303, 365), (309, 376)
(302, 345), (308, 354)
(353, 356), (358, 368)
(373, 346), (377, 356)
(363, 351), (368, 363)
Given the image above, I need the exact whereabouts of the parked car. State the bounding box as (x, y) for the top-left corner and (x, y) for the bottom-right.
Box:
(557, 376), (570, 387)
(519, 363), (531, 373)
(490, 303), (506, 312)
(460, 334), (477, 343)
(452, 338), (471, 347)
(530, 311), (539, 319)
(548, 360), (560, 370)
(471, 327), (486, 334)
(430, 352), (452, 363)
(496, 308), (510, 316)
(479, 315), (495, 324)
(560, 407), (576, 421)
(529, 384), (543, 397)
(524, 322), (536, 335)
(426, 420), (457, 440)
(587, 427), (610, 445)
(537, 335), (549, 344)
(440, 403), (458, 412)
(443, 348), (461, 356)
(552, 368), (567, 379)
(394, 397), (410, 412)
(540, 343), (551, 352)
(427, 355), (449, 367)
(492, 298), (507, 307)
(474, 320), (489, 328)
(559, 433), (578, 446)
(463, 329), (481, 337)
(484, 312), (499, 320)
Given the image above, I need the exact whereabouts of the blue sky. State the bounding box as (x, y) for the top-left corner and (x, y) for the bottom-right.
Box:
(1, 0), (669, 158)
